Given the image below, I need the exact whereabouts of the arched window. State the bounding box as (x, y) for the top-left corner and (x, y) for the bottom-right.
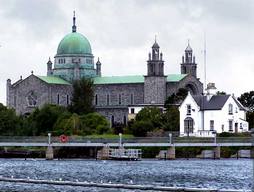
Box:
(66, 95), (69, 105)
(123, 116), (127, 126)
(184, 117), (194, 136)
(118, 94), (122, 105)
(95, 94), (98, 105)
(228, 104), (233, 115)
(106, 94), (110, 105)
(111, 115), (114, 128)
(57, 94), (60, 104)
(130, 93), (134, 105)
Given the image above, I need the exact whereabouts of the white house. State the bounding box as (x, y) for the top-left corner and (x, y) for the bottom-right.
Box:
(179, 83), (249, 137)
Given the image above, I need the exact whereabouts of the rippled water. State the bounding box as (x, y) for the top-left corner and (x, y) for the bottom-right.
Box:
(0, 159), (252, 191)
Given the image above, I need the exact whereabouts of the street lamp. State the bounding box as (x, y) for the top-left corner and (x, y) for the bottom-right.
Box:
(119, 133), (122, 148)
(48, 133), (51, 145)
(169, 133), (172, 144)
(212, 131), (217, 143)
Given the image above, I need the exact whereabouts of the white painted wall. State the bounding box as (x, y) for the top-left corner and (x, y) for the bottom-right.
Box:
(179, 93), (249, 137)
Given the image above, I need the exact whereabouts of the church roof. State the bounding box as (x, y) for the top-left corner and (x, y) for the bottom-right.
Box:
(36, 76), (71, 85)
(93, 74), (187, 85)
(56, 32), (92, 55)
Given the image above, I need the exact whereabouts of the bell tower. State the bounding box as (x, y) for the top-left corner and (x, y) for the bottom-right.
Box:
(181, 41), (197, 77)
(147, 38), (164, 76)
(144, 38), (166, 104)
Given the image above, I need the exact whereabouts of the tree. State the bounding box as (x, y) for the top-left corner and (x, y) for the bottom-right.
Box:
(162, 106), (180, 132)
(0, 103), (21, 135)
(165, 88), (188, 107)
(238, 91), (254, 112)
(80, 113), (110, 135)
(28, 104), (67, 135)
(129, 120), (154, 137)
(247, 112), (254, 129)
(135, 107), (163, 128)
(54, 112), (110, 136)
(69, 78), (95, 115)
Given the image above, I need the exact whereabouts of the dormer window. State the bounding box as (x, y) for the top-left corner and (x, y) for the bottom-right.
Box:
(228, 104), (233, 115)
(187, 104), (191, 115)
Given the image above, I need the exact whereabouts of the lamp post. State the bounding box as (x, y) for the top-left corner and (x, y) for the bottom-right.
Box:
(48, 133), (51, 145)
(119, 133), (122, 148)
(213, 131), (217, 143)
(169, 133), (172, 144)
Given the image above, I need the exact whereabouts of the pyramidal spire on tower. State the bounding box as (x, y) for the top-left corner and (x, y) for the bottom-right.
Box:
(72, 11), (77, 33)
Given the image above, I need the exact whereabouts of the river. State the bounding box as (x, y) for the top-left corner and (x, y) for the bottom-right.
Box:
(0, 159), (252, 191)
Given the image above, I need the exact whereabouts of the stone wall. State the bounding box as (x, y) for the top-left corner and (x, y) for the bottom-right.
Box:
(8, 75), (72, 114)
(94, 83), (144, 106)
(144, 76), (166, 104)
(166, 74), (203, 98)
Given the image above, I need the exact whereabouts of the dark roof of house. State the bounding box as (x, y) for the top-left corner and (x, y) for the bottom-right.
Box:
(192, 95), (230, 110)
(232, 96), (247, 111)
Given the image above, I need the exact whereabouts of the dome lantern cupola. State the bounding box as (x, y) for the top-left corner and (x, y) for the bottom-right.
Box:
(52, 12), (96, 82)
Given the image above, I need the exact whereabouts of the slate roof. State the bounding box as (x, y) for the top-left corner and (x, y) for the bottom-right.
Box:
(232, 96), (247, 111)
(192, 95), (230, 110)
(93, 74), (187, 85)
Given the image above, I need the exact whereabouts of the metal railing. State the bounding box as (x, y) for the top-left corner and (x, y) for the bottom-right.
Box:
(0, 136), (252, 144)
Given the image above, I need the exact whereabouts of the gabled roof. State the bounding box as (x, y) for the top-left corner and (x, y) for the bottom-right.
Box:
(193, 95), (230, 110)
(93, 74), (187, 85)
(36, 76), (71, 85)
(232, 96), (247, 111)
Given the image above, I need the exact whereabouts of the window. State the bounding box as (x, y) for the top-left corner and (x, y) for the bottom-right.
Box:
(187, 105), (191, 115)
(130, 94), (134, 105)
(228, 104), (233, 115)
(118, 94), (122, 105)
(66, 95), (69, 105)
(240, 123), (243, 129)
(235, 107), (238, 113)
(111, 115), (114, 128)
(57, 94), (60, 104)
(210, 120), (214, 131)
(95, 94), (98, 106)
(131, 108), (135, 114)
(106, 94), (110, 105)
(123, 116), (127, 126)
(229, 120), (233, 131)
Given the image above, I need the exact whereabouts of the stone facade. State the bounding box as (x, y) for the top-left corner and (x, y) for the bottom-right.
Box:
(7, 75), (72, 114)
(6, 15), (203, 125)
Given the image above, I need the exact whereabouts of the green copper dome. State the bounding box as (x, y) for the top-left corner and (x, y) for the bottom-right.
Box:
(57, 32), (92, 55)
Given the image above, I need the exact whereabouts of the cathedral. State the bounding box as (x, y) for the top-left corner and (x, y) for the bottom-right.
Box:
(6, 14), (203, 125)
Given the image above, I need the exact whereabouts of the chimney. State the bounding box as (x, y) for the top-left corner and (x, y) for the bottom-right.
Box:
(206, 82), (217, 101)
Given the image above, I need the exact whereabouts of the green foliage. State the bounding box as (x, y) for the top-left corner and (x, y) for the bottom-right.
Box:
(69, 78), (95, 115)
(238, 91), (254, 112)
(54, 112), (110, 136)
(135, 107), (163, 128)
(129, 120), (154, 137)
(165, 88), (188, 106)
(0, 104), (22, 135)
(80, 113), (110, 135)
(128, 106), (180, 136)
(247, 111), (254, 129)
(29, 104), (68, 135)
(162, 106), (180, 131)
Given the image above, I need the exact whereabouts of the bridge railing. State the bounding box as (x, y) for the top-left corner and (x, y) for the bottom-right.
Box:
(0, 136), (252, 144)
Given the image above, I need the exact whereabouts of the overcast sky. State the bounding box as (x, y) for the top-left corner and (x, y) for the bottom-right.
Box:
(0, 0), (253, 104)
